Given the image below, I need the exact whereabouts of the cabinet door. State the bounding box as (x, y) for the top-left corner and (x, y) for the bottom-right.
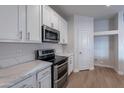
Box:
(59, 17), (68, 44)
(0, 6), (20, 40)
(38, 73), (51, 88)
(63, 20), (68, 44)
(70, 56), (73, 74)
(58, 16), (64, 44)
(68, 56), (73, 76)
(26, 5), (41, 42)
(19, 5), (26, 41)
(68, 60), (71, 76)
(51, 10), (59, 30)
(43, 5), (51, 27)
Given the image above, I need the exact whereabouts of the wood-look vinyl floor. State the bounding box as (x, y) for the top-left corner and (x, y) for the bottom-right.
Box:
(67, 66), (124, 88)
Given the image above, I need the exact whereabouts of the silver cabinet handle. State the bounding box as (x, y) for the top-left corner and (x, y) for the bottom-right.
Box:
(19, 31), (22, 40)
(27, 32), (30, 40)
(51, 23), (54, 28)
(53, 23), (54, 28)
(51, 23), (52, 27)
(39, 82), (41, 88)
(63, 39), (65, 43)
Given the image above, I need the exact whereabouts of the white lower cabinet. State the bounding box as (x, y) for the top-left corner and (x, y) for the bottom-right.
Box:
(10, 76), (36, 88)
(38, 74), (51, 88)
(9, 67), (51, 88)
(37, 67), (51, 88)
(68, 55), (73, 76)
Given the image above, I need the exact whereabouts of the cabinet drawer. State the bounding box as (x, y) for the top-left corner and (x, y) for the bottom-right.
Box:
(37, 67), (51, 80)
(10, 76), (35, 88)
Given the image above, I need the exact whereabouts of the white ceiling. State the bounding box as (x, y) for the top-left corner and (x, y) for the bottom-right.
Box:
(50, 5), (124, 20)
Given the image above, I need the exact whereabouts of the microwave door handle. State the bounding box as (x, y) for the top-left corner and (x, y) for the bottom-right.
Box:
(43, 26), (46, 41)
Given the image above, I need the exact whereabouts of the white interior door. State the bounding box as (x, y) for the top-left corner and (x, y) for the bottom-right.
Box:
(76, 16), (94, 71)
(78, 31), (90, 70)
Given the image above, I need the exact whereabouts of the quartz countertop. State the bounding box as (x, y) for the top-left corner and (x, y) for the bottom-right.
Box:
(0, 60), (52, 87)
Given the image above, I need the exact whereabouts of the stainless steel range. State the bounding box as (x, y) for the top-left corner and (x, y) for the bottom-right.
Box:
(35, 49), (68, 88)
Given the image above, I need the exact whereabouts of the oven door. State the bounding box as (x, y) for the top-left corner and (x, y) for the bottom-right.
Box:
(54, 62), (68, 88)
(42, 25), (60, 43)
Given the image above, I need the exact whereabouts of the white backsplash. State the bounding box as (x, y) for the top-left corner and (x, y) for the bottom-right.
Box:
(0, 43), (63, 68)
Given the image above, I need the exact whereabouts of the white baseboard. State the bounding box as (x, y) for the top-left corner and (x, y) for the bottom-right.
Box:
(73, 69), (79, 72)
(116, 70), (124, 75)
(74, 65), (124, 75)
(95, 64), (114, 69)
(89, 66), (94, 70)
(95, 64), (124, 75)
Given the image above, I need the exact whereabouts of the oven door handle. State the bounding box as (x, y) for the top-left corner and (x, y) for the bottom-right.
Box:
(54, 72), (68, 83)
(55, 61), (68, 68)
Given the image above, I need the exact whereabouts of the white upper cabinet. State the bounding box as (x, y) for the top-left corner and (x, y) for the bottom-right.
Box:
(26, 5), (41, 42)
(0, 6), (20, 40)
(51, 10), (59, 30)
(43, 5), (51, 27)
(19, 6), (26, 41)
(63, 19), (68, 44)
(43, 5), (59, 30)
(59, 16), (68, 44)
(58, 16), (64, 43)
(0, 5), (42, 43)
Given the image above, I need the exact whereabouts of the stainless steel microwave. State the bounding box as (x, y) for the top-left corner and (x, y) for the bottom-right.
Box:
(42, 25), (60, 43)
